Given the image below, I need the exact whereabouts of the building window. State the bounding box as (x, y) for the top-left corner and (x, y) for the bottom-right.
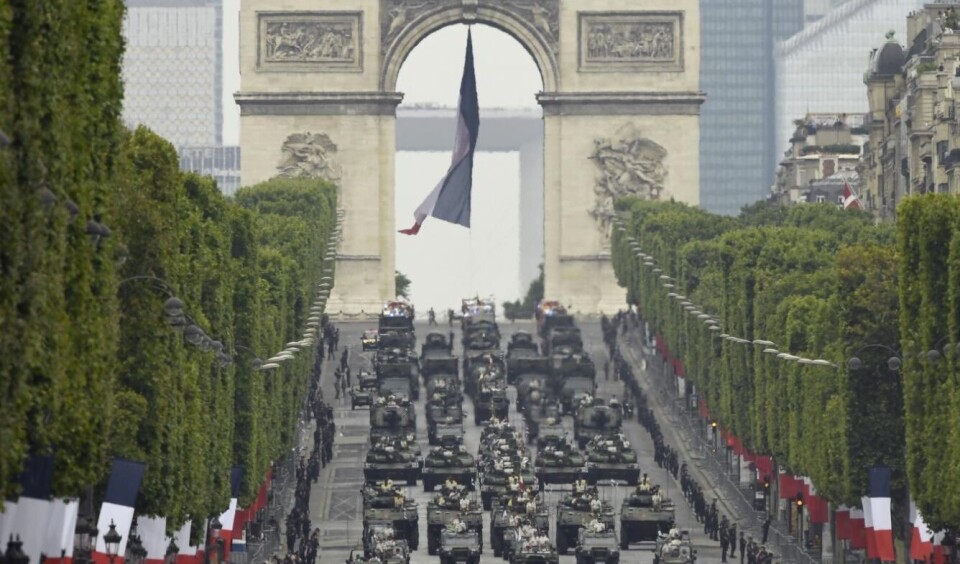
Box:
(816, 195), (826, 204)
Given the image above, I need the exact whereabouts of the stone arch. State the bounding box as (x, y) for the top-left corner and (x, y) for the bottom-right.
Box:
(380, 3), (559, 93)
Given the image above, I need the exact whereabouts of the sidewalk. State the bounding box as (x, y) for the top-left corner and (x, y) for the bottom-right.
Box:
(618, 325), (820, 564)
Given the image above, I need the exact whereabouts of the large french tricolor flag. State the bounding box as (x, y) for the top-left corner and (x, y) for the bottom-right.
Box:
(94, 459), (147, 564)
(399, 29), (479, 235)
(910, 501), (935, 562)
(5, 454), (57, 564)
(867, 465), (896, 562)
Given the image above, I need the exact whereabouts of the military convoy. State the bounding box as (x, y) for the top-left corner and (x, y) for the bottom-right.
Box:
(425, 482), (483, 555)
(620, 479), (676, 549)
(422, 439), (476, 492)
(350, 370), (378, 410)
(489, 491), (550, 558)
(575, 521), (621, 564)
(361, 482), (419, 552)
(574, 398), (624, 449)
(653, 529), (696, 564)
(363, 435), (422, 486)
(555, 483), (617, 555)
(584, 434), (641, 485)
(438, 527), (482, 564)
(369, 395), (416, 439)
(535, 434), (587, 489)
(360, 521), (411, 564)
(477, 420), (535, 510)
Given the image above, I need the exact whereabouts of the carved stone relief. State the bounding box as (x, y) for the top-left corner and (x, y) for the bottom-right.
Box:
(589, 124), (669, 243)
(498, 0), (560, 54)
(380, 0), (457, 53)
(277, 132), (342, 182)
(579, 12), (683, 72)
(258, 12), (362, 72)
(379, 0), (559, 55)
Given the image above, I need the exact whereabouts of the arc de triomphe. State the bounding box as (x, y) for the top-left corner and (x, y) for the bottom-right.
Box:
(237, 0), (703, 315)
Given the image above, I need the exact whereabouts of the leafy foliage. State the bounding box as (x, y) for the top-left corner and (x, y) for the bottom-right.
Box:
(395, 271), (411, 299)
(612, 200), (900, 507)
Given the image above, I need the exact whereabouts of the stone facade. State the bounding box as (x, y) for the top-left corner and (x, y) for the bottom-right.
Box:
(771, 113), (866, 206)
(861, 7), (960, 220)
(237, 0), (703, 315)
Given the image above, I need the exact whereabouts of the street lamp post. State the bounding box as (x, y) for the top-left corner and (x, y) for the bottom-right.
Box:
(73, 516), (98, 564)
(164, 538), (179, 564)
(5, 536), (28, 564)
(103, 521), (122, 564)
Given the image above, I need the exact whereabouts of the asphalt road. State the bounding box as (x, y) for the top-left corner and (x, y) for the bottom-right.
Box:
(307, 319), (729, 564)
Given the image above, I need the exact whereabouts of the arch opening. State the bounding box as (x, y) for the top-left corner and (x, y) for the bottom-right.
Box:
(394, 23), (545, 313)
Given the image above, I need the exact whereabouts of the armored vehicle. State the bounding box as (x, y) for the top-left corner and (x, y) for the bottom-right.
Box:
(350, 370), (379, 410)
(362, 482), (419, 551)
(369, 396), (416, 439)
(524, 401), (563, 442)
(375, 350), (419, 400)
(462, 319), (501, 353)
(535, 300), (572, 338)
(426, 388), (465, 446)
(363, 435), (422, 485)
(544, 325), (584, 356)
(535, 436), (587, 489)
(559, 378), (597, 414)
(377, 328), (416, 352)
(425, 370), (461, 398)
(426, 483), (483, 554)
(489, 492), (549, 557)
(361, 521), (411, 564)
(574, 400), (623, 449)
(556, 485), (617, 555)
(474, 380), (509, 425)
(422, 355), (459, 383)
(515, 370), (551, 413)
(378, 377), (412, 402)
(653, 530), (696, 564)
(361, 329), (379, 351)
(575, 522), (621, 564)
(478, 460), (535, 511)
(510, 536), (560, 564)
(421, 331), (452, 357)
(501, 521), (549, 562)
(506, 333), (542, 385)
(620, 482), (675, 549)
(438, 527), (482, 564)
(584, 435), (640, 485)
(463, 353), (505, 398)
(422, 441), (477, 492)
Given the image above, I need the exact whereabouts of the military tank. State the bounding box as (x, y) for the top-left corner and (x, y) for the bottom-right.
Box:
(422, 440), (477, 492)
(505, 333), (544, 385)
(555, 484), (617, 555)
(370, 395), (417, 440)
(653, 529), (696, 564)
(524, 401), (563, 442)
(426, 388), (465, 446)
(584, 434), (640, 485)
(478, 458), (535, 511)
(535, 435), (587, 489)
(363, 435), (422, 486)
(574, 400), (623, 449)
(438, 526), (481, 564)
(489, 491), (549, 557)
(619, 481), (675, 549)
(575, 520), (621, 564)
(375, 350), (419, 400)
(474, 380), (509, 425)
(426, 483), (483, 555)
(515, 371), (550, 413)
(421, 331), (451, 357)
(463, 354), (505, 399)
(361, 482), (419, 551)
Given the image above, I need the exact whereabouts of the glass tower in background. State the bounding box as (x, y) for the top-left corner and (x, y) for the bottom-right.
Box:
(122, 0), (223, 147)
(700, 0), (804, 215)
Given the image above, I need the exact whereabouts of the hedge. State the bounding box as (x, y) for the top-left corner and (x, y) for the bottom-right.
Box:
(612, 200), (901, 508)
(0, 0), (338, 522)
